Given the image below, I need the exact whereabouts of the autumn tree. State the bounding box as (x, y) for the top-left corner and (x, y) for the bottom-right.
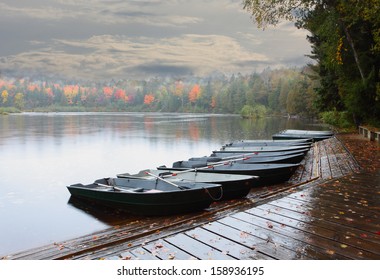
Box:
(243, 0), (380, 123)
(174, 80), (185, 109)
(1, 90), (8, 105)
(144, 94), (155, 106)
(63, 85), (79, 105)
(188, 84), (201, 104)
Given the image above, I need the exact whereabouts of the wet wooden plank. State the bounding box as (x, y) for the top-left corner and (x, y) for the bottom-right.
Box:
(289, 145), (315, 183)
(164, 233), (236, 260)
(285, 177), (379, 206)
(239, 209), (379, 259)
(289, 192), (380, 216)
(128, 248), (161, 260)
(259, 203), (380, 253)
(271, 196), (380, 233)
(323, 140), (344, 177)
(224, 213), (351, 260)
(202, 220), (309, 259)
(185, 227), (274, 260)
(217, 216), (346, 259)
(143, 239), (197, 260)
(287, 190), (380, 222)
(254, 204), (380, 255)
(308, 183), (380, 200)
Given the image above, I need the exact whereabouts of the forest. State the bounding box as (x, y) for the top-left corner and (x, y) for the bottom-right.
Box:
(244, 0), (380, 126)
(0, 67), (319, 118)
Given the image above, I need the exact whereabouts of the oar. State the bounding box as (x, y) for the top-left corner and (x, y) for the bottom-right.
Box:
(144, 171), (185, 190)
(214, 153), (256, 161)
(164, 157), (260, 180)
(94, 182), (113, 188)
(166, 158), (261, 177)
(94, 182), (141, 192)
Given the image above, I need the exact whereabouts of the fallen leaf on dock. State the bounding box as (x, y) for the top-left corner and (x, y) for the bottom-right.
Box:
(326, 249), (335, 255)
(168, 253), (175, 260)
(240, 231), (249, 238)
(154, 243), (164, 249)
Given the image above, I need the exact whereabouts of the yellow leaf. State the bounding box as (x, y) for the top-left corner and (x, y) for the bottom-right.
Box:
(326, 249), (335, 255)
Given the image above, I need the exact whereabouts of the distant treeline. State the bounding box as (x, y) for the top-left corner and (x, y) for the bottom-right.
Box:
(0, 67), (319, 118)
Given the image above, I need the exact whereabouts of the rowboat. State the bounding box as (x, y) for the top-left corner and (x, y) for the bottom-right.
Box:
(157, 162), (300, 186)
(188, 152), (306, 164)
(272, 129), (333, 141)
(224, 138), (313, 147)
(211, 148), (310, 158)
(217, 144), (311, 153)
(67, 177), (223, 216)
(117, 170), (257, 199)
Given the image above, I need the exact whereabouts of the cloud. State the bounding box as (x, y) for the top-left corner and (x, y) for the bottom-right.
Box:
(0, 0), (312, 80)
(0, 34), (272, 80)
(0, 1), (202, 27)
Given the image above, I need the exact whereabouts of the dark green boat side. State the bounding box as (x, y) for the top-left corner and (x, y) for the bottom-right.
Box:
(67, 178), (223, 216)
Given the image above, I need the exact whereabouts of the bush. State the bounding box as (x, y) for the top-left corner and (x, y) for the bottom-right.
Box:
(0, 107), (21, 114)
(320, 110), (354, 129)
(240, 104), (267, 119)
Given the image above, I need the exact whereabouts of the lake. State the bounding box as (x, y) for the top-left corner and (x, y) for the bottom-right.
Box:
(0, 112), (329, 256)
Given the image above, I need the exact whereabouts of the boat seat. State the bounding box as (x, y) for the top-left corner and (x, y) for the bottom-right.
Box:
(113, 186), (145, 192)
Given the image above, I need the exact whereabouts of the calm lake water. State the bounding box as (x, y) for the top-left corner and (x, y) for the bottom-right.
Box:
(0, 112), (329, 256)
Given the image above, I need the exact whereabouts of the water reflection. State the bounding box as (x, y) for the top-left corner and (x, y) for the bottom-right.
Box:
(67, 197), (138, 227)
(0, 112), (329, 256)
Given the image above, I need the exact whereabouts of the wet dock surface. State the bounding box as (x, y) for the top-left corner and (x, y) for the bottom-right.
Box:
(3, 135), (380, 260)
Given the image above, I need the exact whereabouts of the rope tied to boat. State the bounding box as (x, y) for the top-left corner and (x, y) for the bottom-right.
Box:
(203, 186), (223, 201)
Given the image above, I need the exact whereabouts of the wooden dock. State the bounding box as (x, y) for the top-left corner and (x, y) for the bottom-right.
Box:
(3, 135), (380, 260)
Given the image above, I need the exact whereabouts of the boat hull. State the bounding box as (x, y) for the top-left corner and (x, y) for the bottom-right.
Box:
(188, 152), (306, 164)
(67, 178), (223, 216)
(158, 163), (300, 186)
(211, 148), (310, 158)
(117, 170), (256, 200)
(272, 129), (333, 141)
(218, 144), (311, 153)
(224, 139), (312, 147)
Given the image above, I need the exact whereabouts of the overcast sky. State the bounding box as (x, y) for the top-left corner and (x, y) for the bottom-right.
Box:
(0, 0), (312, 81)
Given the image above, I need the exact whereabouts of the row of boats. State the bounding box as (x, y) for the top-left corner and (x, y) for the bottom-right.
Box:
(67, 129), (333, 216)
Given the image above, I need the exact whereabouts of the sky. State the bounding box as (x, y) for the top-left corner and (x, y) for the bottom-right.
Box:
(0, 0), (312, 81)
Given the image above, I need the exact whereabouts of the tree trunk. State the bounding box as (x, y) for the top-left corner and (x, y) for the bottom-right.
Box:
(341, 21), (366, 83)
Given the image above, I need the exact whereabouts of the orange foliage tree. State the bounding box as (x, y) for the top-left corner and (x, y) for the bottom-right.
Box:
(103, 87), (113, 99)
(28, 84), (40, 92)
(114, 89), (129, 102)
(144, 94), (155, 105)
(188, 84), (201, 103)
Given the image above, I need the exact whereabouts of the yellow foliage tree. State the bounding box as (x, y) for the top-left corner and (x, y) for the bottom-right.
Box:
(1, 90), (8, 104)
